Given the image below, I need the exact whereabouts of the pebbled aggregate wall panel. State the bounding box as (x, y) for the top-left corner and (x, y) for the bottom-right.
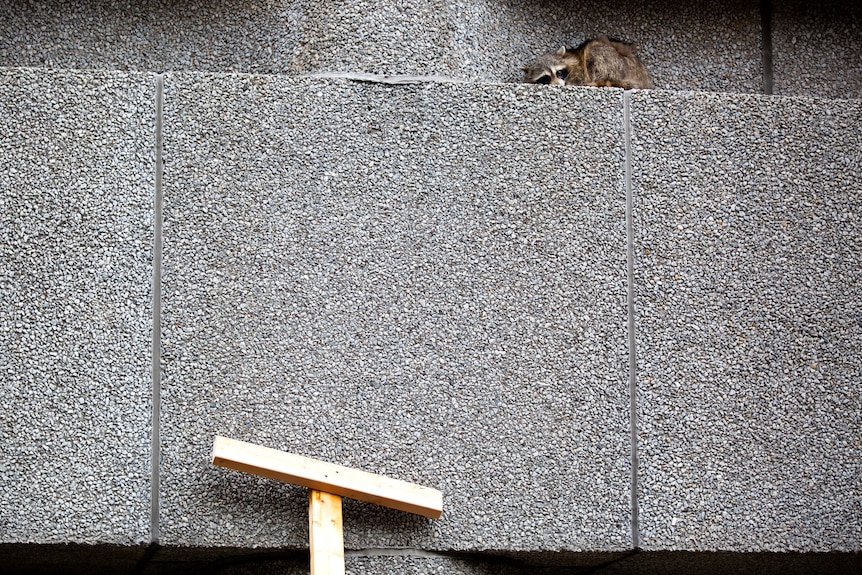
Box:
(0, 68), (156, 545)
(158, 73), (632, 553)
(630, 89), (862, 552)
(771, 0), (862, 99)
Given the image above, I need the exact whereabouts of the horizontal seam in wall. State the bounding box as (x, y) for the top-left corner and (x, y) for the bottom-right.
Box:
(308, 71), (468, 84)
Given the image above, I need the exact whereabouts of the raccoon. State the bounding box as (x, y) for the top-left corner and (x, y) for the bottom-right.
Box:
(522, 36), (652, 89)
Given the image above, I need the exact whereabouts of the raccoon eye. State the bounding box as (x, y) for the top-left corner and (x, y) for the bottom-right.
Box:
(536, 75), (551, 85)
(556, 69), (568, 80)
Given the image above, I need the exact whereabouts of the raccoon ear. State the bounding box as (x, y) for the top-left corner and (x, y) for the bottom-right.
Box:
(556, 46), (567, 55)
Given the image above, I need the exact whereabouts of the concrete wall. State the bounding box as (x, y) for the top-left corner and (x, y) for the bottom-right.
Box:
(0, 1), (861, 574)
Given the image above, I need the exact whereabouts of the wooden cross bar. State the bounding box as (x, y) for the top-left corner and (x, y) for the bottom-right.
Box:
(211, 435), (443, 575)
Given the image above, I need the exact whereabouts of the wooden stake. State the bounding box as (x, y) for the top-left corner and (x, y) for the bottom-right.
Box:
(308, 490), (345, 575)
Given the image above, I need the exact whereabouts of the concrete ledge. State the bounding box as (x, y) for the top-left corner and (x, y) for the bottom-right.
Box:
(192, 550), (862, 575)
(1, 545), (859, 574)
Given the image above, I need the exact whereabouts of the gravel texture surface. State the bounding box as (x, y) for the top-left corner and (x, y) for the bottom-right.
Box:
(1, 1), (860, 562)
(0, 0), (303, 74)
(772, 0), (862, 99)
(159, 73), (632, 551)
(0, 0), (789, 94)
(630, 89), (862, 551)
(0, 68), (155, 544)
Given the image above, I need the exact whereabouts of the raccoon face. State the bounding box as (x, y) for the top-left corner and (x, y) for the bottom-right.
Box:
(522, 47), (575, 86)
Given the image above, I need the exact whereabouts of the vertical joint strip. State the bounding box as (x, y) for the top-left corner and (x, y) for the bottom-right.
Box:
(761, 0), (774, 95)
(151, 74), (164, 544)
(623, 91), (640, 550)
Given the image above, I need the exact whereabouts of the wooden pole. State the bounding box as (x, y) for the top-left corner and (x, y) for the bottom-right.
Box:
(308, 490), (345, 575)
(211, 436), (443, 575)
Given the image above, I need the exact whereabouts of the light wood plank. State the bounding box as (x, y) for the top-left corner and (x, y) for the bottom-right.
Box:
(211, 436), (443, 518)
(309, 490), (345, 575)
